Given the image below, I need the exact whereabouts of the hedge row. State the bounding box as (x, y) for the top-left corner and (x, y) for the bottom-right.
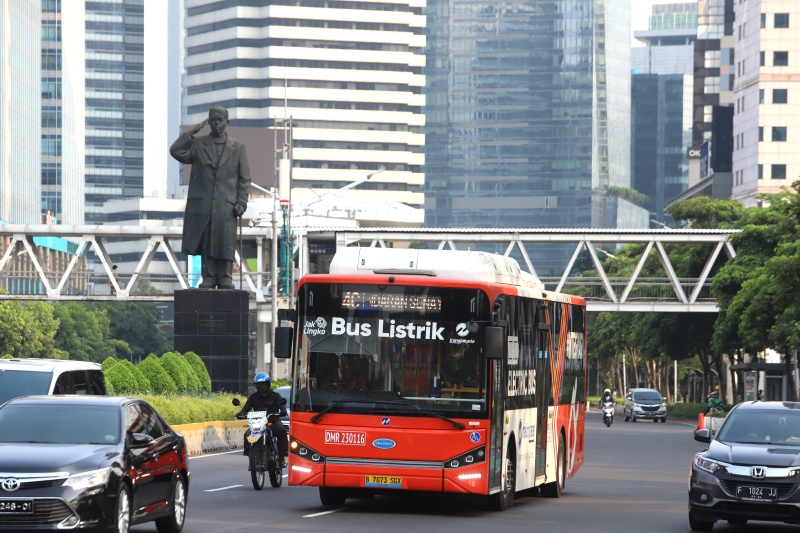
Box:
(102, 351), (212, 395)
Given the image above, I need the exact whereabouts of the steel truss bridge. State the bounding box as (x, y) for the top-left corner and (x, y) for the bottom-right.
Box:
(0, 225), (737, 313)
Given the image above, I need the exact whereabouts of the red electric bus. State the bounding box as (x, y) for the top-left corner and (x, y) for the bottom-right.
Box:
(275, 247), (587, 510)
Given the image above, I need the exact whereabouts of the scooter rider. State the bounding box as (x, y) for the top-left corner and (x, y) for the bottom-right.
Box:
(601, 389), (614, 405)
(237, 373), (288, 464)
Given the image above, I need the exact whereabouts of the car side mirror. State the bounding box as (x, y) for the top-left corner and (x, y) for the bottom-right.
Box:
(694, 429), (711, 443)
(129, 432), (154, 448)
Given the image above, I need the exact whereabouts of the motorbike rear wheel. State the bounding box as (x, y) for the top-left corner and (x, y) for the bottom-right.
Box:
(250, 443), (265, 490)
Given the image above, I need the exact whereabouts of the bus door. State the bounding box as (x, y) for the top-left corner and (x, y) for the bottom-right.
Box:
(534, 301), (552, 481)
(488, 357), (505, 492)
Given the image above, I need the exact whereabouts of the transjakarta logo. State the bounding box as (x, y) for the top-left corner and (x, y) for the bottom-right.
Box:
(303, 317), (327, 336)
(455, 323), (470, 337)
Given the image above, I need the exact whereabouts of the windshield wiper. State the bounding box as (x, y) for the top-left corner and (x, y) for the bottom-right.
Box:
(382, 409), (465, 430)
(311, 399), (466, 429)
(311, 399), (412, 424)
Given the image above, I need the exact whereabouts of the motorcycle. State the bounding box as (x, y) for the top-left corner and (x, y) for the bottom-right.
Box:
(233, 398), (283, 490)
(602, 400), (615, 427)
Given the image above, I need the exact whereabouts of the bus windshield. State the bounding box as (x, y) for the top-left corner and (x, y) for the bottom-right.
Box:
(292, 282), (491, 419)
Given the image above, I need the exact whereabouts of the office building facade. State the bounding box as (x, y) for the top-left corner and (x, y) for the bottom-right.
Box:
(41, 0), (85, 226)
(1, 0), (40, 224)
(632, 2), (696, 75)
(84, 0), (145, 224)
(423, 0), (631, 231)
(732, 0), (800, 207)
(182, 0), (426, 207)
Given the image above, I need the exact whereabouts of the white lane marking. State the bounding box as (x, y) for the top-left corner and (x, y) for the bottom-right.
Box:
(204, 485), (243, 492)
(304, 509), (342, 518)
(190, 450), (241, 459)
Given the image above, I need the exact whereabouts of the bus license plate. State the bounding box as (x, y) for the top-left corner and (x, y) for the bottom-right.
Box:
(0, 500), (34, 513)
(364, 475), (402, 488)
(737, 485), (777, 502)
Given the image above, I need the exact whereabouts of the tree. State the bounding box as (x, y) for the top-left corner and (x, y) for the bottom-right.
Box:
(91, 302), (170, 362)
(0, 301), (67, 359)
(52, 303), (121, 362)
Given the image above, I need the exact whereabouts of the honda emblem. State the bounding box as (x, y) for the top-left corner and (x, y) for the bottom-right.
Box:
(751, 467), (766, 479)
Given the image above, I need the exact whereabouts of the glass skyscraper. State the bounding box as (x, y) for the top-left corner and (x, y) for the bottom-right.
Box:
(84, 0), (145, 225)
(423, 0), (631, 231)
(1, 0), (40, 224)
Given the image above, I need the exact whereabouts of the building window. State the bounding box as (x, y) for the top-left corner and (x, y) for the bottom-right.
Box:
(704, 50), (721, 68)
(760, 51), (765, 66)
(773, 89), (788, 103)
(758, 164), (763, 179)
(759, 127), (764, 141)
(775, 14), (790, 28)
(760, 89), (764, 103)
(774, 51), (789, 66)
(42, 0), (60, 13)
(704, 77), (720, 94)
(761, 13), (766, 28)
(772, 164), (787, 180)
(772, 127), (787, 142)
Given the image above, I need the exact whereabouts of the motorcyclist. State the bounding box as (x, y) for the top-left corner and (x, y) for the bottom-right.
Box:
(236, 373), (288, 464)
(601, 389), (614, 405)
(708, 391), (723, 412)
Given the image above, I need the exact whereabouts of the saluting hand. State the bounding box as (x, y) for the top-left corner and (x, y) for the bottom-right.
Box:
(188, 118), (208, 136)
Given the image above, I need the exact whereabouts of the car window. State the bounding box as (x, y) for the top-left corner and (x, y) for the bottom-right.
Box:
(53, 372), (70, 394)
(72, 371), (89, 394)
(633, 391), (662, 401)
(0, 369), (54, 404)
(0, 403), (119, 444)
(137, 403), (166, 439)
(718, 410), (800, 445)
(88, 370), (107, 395)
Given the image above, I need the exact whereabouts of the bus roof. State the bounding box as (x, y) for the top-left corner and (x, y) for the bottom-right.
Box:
(328, 247), (545, 290)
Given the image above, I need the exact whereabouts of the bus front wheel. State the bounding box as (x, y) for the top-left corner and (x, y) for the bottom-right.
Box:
(319, 486), (346, 507)
(488, 445), (516, 511)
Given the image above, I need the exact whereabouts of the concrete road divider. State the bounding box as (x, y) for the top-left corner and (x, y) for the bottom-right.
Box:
(173, 420), (248, 455)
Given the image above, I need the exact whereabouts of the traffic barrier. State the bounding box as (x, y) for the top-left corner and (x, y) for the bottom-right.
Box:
(173, 420), (248, 456)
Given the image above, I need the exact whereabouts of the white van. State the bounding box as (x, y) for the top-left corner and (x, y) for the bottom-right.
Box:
(0, 358), (106, 405)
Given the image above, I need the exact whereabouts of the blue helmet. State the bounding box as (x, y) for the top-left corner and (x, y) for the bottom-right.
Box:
(254, 372), (270, 386)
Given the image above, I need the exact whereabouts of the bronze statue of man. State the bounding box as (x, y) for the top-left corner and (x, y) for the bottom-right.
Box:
(170, 107), (250, 289)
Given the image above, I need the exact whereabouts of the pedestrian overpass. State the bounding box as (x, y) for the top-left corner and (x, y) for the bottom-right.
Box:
(0, 224), (736, 313)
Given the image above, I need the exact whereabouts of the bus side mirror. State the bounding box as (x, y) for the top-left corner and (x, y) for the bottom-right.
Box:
(485, 327), (504, 360)
(275, 327), (293, 359)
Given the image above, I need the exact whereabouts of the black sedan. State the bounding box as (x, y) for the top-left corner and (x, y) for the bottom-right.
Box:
(0, 395), (189, 533)
(690, 401), (800, 531)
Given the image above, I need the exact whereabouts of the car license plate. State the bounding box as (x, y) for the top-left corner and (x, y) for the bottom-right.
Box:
(737, 485), (778, 502)
(364, 474), (402, 488)
(0, 500), (34, 514)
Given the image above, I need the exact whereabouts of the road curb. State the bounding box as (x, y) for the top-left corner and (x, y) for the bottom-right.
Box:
(173, 420), (248, 456)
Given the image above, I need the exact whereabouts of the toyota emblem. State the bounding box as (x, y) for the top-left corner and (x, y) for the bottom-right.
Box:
(1, 478), (20, 492)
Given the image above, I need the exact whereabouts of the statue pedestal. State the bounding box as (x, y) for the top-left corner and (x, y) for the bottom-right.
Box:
(173, 289), (251, 393)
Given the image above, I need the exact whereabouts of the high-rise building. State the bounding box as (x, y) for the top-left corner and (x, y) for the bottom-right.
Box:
(631, 74), (692, 220)
(423, 0), (631, 231)
(632, 2), (697, 75)
(732, 1), (800, 207)
(84, 0), (145, 224)
(0, 0), (40, 224)
(181, 0), (426, 207)
(41, 0), (85, 226)
(630, 2), (696, 221)
(692, 0), (735, 151)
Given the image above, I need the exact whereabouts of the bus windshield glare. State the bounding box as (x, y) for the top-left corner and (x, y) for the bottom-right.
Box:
(292, 283), (491, 419)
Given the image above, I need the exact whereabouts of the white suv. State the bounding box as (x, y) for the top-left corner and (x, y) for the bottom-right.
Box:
(0, 358), (106, 405)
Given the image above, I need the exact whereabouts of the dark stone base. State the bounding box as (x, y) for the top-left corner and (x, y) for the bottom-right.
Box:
(173, 289), (252, 393)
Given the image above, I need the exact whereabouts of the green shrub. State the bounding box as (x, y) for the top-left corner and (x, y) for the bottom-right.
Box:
(139, 392), (248, 426)
(666, 403), (709, 419)
(101, 357), (119, 372)
(137, 354), (177, 394)
(1, 355), (11, 359)
(104, 361), (138, 394)
(160, 352), (201, 393)
(181, 351), (211, 392)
